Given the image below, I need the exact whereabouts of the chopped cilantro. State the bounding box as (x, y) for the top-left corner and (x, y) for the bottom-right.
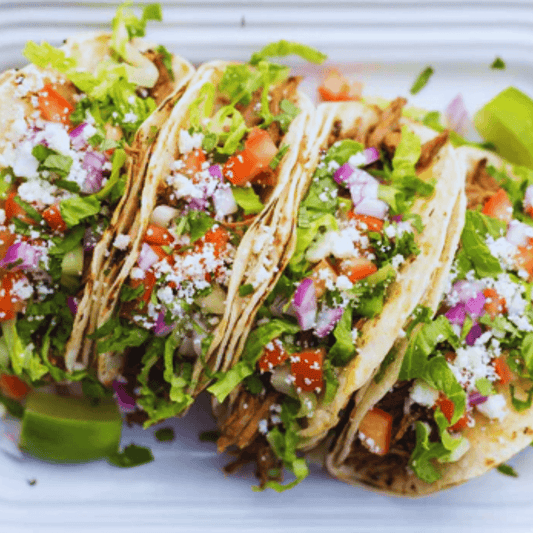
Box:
(119, 284), (145, 302)
(108, 444), (154, 468)
(154, 427), (175, 442)
(239, 283), (255, 297)
(269, 144), (289, 170)
(491, 57), (506, 70)
(199, 430), (220, 442)
(496, 463), (518, 477)
(410, 66), (434, 95)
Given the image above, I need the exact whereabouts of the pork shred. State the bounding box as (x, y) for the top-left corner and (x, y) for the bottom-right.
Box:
(465, 157), (500, 210)
(143, 50), (175, 105)
(217, 390), (283, 487)
(341, 381), (437, 487)
(416, 131), (449, 173)
(366, 97), (407, 149)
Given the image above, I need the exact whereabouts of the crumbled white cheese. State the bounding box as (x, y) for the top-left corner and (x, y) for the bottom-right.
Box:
(113, 234), (131, 250)
(410, 379), (439, 407)
(475, 394), (508, 422)
(178, 130), (204, 154)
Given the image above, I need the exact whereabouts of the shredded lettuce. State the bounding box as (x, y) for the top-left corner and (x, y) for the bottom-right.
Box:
(232, 187), (264, 215)
(328, 306), (356, 366)
(59, 196), (101, 228)
(249, 40), (327, 66)
(391, 126), (422, 180)
(409, 422), (446, 482)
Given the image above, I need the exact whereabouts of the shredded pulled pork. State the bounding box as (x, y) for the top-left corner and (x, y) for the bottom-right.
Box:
(416, 131), (450, 173)
(143, 50), (175, 105)
(217, 389), (281, 452)
(465, 157), (500, 210)
(366, 97), (407, 149)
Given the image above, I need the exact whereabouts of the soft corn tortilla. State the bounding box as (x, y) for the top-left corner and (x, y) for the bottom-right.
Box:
(327, 146), (533, 497)
(90, 60), (314, 387)
(214, 100), (465, 455)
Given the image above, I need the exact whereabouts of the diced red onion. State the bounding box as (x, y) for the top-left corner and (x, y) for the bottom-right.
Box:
(445, 303), (466, 326)
(363, 147), (380, 166)
(67, 296), (78, 316)
(112, 380), (136, 410)
(209, 164), (223, 181)
(150, 205), (179, 228)
(81, 151), (106, 194)
(451, 280), (484, 304)
(69, 123), (89, 150)
(213, 186), (238, 216)
(293, 278), (317, 331)
(0, 242), (41, 271)
(465, 323), (483, 346)
(506, 220), (531, 247)
(137, 243), (159, 271)
(354, 197), (389, 220)
(445, 94), (470, 136)
(391, 214), (403, 223)
(333, 163), (355, 184)
(465, 292), (486, 319)
(468, 391), (488, 406)
(315, 306), (344, 338)
(153, 311), (175, 337)
(348, 169), (379, 204)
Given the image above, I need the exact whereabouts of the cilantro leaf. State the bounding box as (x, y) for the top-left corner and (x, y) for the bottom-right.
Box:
(410, 66), (434, 95)
(496, 463), (518, 477)
(491, 57), (506, 70)
(154, 427), (175, 442)
(108, 444), (154, 468)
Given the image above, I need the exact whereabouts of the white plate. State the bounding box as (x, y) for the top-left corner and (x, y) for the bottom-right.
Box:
(2, 2), (533, 532)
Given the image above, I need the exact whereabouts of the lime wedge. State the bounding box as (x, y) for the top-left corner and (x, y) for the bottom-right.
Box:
(19, 391), (122, 463)
(474, 87), (533, 168)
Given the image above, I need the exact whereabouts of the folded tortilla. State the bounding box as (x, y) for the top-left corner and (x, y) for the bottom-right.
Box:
(0, 32), (193, 380)
(210, 99), (464, 487)
(326, 146), (533, 496)
(88, 59), (314, 400)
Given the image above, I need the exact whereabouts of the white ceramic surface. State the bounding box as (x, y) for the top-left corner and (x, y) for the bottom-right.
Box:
(1, 2), (533, 532)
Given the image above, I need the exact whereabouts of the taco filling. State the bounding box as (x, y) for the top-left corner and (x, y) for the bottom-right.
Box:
(0, 5), (182, 390)
(344, 157), (533, 487)
(207, 99), (454, 491)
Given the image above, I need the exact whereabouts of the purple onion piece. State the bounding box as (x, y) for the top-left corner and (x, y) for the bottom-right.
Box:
(445, 94), (470, 136)
(67, 296), (78, 316)
(213, 186), (238, 217)
(348, 169), (380, 206)
(468, 391), (488, 406)
(465, 292), (486, 319)
(391, 214), (403, 223)
(153, 311), (175, 337)
(81, 151), (106, 194)
(209, 164), (223, 181)
(112, 380), (136, 410)
(0, 242), (41, 271)
(333, 162), (355, 184)
(445, 303), (466, 326)
(465, 323), (483, 346)
(452, 280), (484, 304)
(354, 197), (388, 220)
(293, 278), (317, 331)
(83, 227), (98, 252)
(138, 243), (159, 271)
(363, 147), (380, 165)
(69, 123), (88, 150)
(315, 307), (344, 338)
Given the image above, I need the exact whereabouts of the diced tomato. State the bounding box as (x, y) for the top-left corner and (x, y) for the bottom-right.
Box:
(183, 149), (207, 178)
(0, 231), (16, 260)
(358, 407), (393, 456)
(317, 69), (362, 102)
(0, 374), (30, 400)
(290, 348), (324, 393)
(434, 394), (468, 431)
(515, 242), (533, 279)
(131, 269), (157, 308)
(197, 226), (231, 258)
(144, 224), (175, 246)
(150, 245), (172, 264)
(483, 288), (507, 319)
(223, 128), (278, 186)
(258, 338), (289, 372)
(42, 203), (67, 232)
(0, 271), (27, 321)
(338, 257), (378, 283)
(310, 259), (338, 299)
(348, 213), (384, 233)
(494, 356), (513, 385)
(37, 84), (74, 125)
(482, 189), (513, 224)
(4, 191), (36, 225)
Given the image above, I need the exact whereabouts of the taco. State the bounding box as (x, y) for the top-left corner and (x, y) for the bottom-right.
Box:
(0, 5), (193, 394)
(207, 98), (464, 490)
(326, 146), (533, 496)
(86, 42), (326, 425)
